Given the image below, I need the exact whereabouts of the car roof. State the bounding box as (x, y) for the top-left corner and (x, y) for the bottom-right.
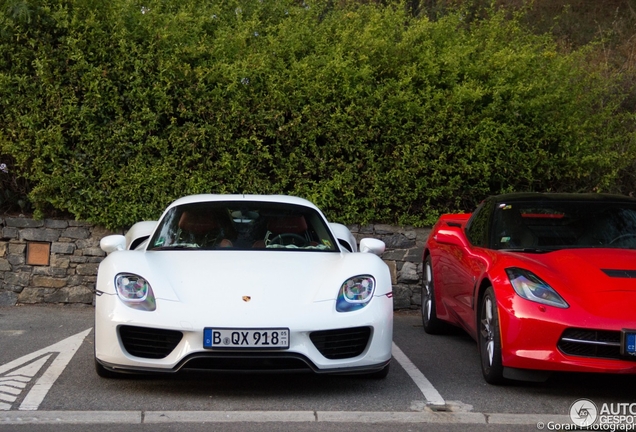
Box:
(490, 192), (636, 204)
(166, 194), (321, 211)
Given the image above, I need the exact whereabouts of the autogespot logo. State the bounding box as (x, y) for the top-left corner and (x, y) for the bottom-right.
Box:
(570, 398), (599, 427)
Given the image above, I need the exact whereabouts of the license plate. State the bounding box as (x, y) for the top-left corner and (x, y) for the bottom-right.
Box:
(621, 329), (636, 357)
(203, 328), (289, 349)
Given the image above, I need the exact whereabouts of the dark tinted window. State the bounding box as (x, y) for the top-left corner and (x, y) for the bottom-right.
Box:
(148, 201), (338, 252)
(492, 199), (636, 250)
(466, 200), (492, 247)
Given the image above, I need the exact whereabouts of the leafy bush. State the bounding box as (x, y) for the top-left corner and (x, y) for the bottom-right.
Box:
(0, 0), (634, 228)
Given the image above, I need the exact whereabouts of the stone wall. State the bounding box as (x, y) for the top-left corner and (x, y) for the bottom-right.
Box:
(0, 217), (430, 310)
(349, 224), (430, 310)
(0, 217), (120, 307)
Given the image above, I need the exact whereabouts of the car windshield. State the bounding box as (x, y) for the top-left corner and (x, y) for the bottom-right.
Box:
(492, 199), (636, 251)
(148, 201), (339, 252)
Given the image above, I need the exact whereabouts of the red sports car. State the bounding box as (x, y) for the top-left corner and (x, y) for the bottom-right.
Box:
(422, 193), (636, 384)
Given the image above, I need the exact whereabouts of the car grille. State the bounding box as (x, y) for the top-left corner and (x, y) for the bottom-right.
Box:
(180, 352), (315, 372)
(558, 328), (624, 360)
(310, 327), (371, 360)
(119, 325), (183, 359)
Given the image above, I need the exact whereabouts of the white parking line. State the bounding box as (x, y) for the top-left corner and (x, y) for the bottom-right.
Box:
(0, 328), (92, 411)
(391, 342), (446, 408)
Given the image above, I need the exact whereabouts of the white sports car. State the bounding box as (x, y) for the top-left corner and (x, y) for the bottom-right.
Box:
(95, 194), (393, 378)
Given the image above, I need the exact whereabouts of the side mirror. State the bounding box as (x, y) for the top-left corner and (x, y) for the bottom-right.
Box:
(434, 227), (469, 249)
(359, 238), (386, 256)
(100, 235), (127, 254)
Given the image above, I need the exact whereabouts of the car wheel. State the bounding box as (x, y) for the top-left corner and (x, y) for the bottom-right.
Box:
(478, 287), (505, 384)
(95, 358), (122, 379)
(421, 256), (447, 334)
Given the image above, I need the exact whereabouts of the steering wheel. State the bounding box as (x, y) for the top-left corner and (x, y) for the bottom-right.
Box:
(609, 233), (636, 245)
(270, 233), (308, 247)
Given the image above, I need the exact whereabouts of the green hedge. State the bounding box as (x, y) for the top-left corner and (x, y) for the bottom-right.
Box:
(1, 0), (634, 228)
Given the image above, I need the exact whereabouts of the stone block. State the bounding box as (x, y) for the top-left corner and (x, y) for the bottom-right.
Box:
(32, 266), (68, 277)
(70, 256), (88, 263)
(404, 246), (424, 262)
(7, 254), (25, 266)
(61, 227), (90, 240)
(0, 242), (7, 257)
(5, 272), (30, 286)
(5, 218), (44, 228)
(87, 257), (104, 263)
(383, 260), (397, 285)
(76, 263), (99, 276)
(392, 285), (412, 309)
(68, 221), (92, 227)
(0, 291), (18, 306)
(32, 276), (67, 288)
(382, 233), (416, 249)
(44, 219), (69, 229)
(51, 255), (70, 269)
(398, 261), (420, 284)
(2, 227), (19, 239)
(51, 242), (76, 254)
(0, 258), (11, 271)
(20, 228), (61, 242)
(83, 247), (105, 257)
(76, 238), (99, 249)
(18, 287), (54, 304)
(8, 243), (26, 254)
(382, 249), (407, 261)
(374, 224), (396, 235)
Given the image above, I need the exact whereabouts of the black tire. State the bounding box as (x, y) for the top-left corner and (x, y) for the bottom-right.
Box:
(421, 256), (447, 334)
(478, 287), (506, 384)
(95, 358), (122, 379)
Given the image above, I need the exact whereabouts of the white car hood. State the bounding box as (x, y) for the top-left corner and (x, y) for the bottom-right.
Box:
(150, 251), (343, 305)
(101, 249), (387, 309)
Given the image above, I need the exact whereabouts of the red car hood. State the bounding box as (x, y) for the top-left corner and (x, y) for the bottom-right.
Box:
(513, 248), (636, 321)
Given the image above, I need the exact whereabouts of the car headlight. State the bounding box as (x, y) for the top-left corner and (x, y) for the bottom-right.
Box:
(505, 268), (568, 309)
(115, 273), (156, 311)
(336, 275), (375, 312)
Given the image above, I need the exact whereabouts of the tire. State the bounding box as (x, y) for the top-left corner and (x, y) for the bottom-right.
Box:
(478, 287), (506, 384)
(421, 256), (447, 334)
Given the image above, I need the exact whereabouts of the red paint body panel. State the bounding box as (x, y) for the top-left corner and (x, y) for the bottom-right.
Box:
(425, 205), (636, 375)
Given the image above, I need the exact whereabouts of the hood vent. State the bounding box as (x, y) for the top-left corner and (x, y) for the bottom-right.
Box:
(602, 269), (636, 278)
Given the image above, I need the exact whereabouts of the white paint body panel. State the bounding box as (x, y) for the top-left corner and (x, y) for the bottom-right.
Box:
(95, 195), (392, 374)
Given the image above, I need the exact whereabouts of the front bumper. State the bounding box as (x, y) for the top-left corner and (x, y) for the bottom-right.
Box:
(499, 295), (636, 374)
(95, 292), (393, 374)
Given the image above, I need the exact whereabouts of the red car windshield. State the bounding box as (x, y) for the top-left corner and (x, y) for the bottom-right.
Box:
(492, 200), (636, 250)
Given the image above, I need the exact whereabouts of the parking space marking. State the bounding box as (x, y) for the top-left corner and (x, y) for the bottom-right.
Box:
(392, 342), (446, 408)
(0, 328), (92, 411)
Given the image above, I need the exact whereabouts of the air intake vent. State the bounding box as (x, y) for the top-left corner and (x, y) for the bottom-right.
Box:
(119, 325), (183, 359)
(558, 328), (623, 360)
(602, 269), (636, 278)
(310, 327), (371, 360)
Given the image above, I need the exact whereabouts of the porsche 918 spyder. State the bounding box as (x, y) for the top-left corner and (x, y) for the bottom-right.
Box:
(95, 194), (393, 378)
